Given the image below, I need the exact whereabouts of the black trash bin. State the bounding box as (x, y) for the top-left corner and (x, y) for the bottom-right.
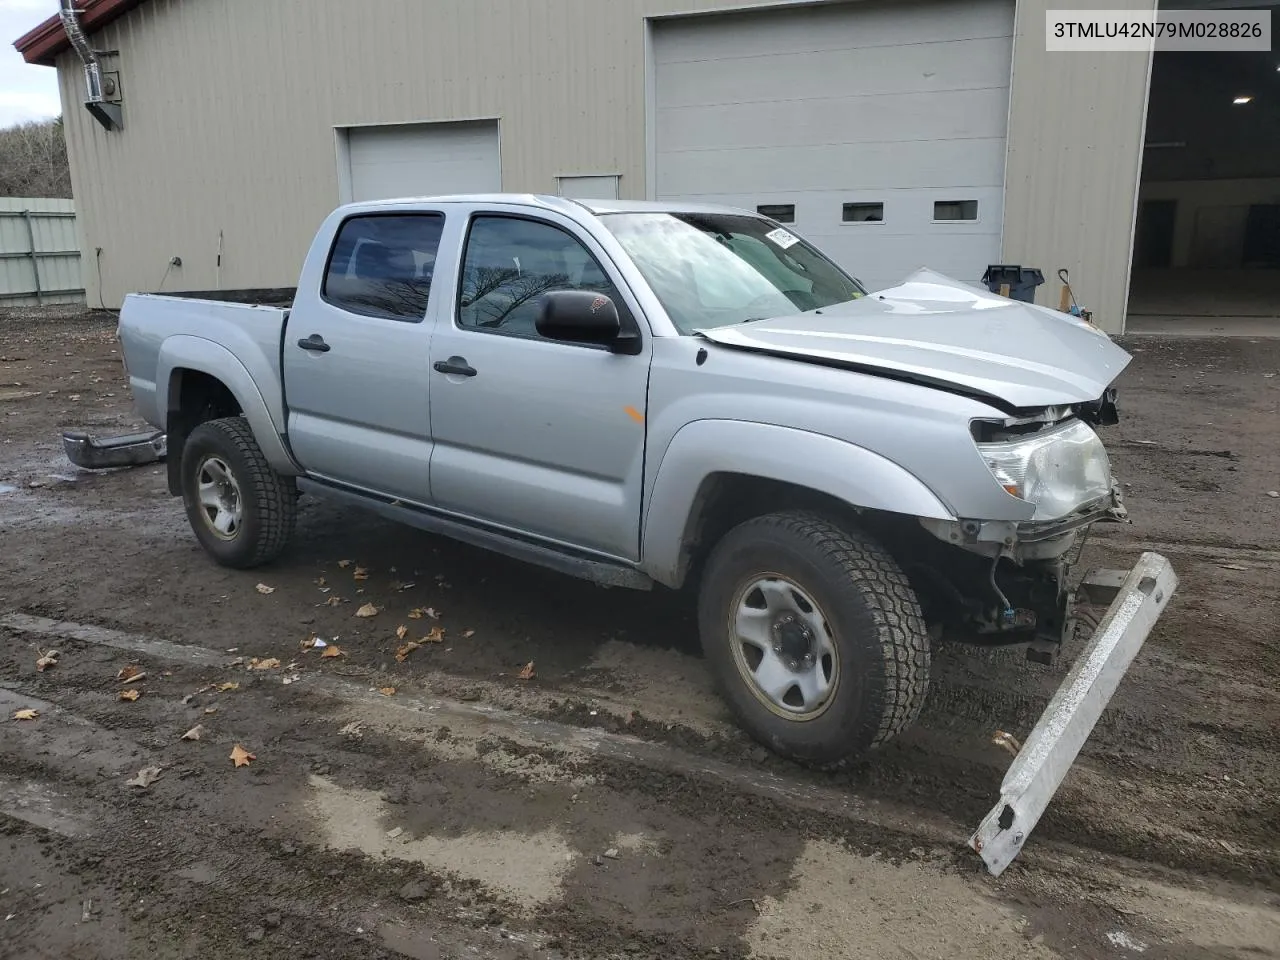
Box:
(981, 265), (1044, 303)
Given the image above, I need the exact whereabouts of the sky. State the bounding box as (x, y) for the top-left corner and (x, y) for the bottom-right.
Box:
(0, 0), (62, 129)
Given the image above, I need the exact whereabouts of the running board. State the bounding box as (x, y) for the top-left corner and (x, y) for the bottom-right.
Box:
(970, 552), (1177, 875)
(296, 477), (653, 591)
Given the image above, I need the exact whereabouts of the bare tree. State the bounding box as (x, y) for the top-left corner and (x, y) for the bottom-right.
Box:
(0, 118), (72, 198)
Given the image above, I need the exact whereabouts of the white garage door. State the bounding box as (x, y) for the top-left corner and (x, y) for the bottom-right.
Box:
(653, 0), (1014, 293)
(344, 120), (501, 202)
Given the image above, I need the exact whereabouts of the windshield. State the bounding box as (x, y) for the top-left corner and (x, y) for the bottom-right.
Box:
(599, 212), (866, 334)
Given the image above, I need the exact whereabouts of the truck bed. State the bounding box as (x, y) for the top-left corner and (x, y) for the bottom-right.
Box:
(116, 290), (292, 438)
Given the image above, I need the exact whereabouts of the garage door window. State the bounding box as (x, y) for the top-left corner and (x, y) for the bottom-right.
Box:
(756, 204), (796, 224)
(323, 214), (445, 322)
(933, 200), (979, 222)
(457, 215), (629, 341)
(842, 202), (884, 223)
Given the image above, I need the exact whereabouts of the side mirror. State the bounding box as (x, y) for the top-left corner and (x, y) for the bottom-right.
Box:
(535, 290), (624, 348)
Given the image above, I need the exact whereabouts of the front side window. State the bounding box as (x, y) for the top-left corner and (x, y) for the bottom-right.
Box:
(457, 215), (627, 340)
(599, 212), (864, 334)
(323, 213), (444, 321)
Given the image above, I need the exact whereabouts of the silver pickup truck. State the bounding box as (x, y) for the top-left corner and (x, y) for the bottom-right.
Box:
(117, 193), (1176, 873)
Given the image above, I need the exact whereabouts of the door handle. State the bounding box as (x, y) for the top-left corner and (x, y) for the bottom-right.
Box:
(297, 334), (331, 353)
(433, 356), (477, 377)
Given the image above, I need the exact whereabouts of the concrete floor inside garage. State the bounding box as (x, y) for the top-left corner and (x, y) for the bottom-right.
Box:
(1126, 35), (1280, 336)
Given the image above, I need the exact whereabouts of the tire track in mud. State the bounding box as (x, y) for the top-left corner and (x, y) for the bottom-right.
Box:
(4, 633), (1278, 960)
(4, 612), (1278, 895)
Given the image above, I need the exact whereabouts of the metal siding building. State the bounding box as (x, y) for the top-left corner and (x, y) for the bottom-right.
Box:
(24, 0), (1154, 331)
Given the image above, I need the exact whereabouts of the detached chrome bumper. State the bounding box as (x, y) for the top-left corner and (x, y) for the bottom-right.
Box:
(62, 430), (167, 470)
(970, 552), (1177, 875)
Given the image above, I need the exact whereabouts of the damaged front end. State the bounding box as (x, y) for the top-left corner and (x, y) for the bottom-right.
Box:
(908, 399), (1129, 666)
(887, 393), (1178, 875)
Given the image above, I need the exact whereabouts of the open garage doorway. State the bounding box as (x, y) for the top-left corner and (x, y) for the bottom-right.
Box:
(1128, 9), (1280, 332)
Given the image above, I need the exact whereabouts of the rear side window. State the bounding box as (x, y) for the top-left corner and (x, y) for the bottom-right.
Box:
(323, 213), (445, 321)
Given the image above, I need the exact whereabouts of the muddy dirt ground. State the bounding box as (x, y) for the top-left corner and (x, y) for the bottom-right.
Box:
(1, 307), (1278, 960)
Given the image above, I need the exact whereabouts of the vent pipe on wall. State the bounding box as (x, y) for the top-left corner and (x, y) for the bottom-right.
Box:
(59, 0), (123, 131)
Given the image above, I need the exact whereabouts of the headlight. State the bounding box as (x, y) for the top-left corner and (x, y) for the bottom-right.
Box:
(977, 419), (1112, 521)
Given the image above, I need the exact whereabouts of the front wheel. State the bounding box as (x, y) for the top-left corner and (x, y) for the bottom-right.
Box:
(180, 416), (297, 569)
(697, 510), (930, 768)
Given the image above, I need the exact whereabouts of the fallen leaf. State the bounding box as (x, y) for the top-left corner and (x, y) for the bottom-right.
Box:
(353, 567), (369, 581)
(126, 766), (162, 788)
(395, 641), (421, 662)
(249, 657), (282, 670)
(379, 687), (396, 697)
(118, 689), (141, 702)
(518, 661), (535, 681)
(315, 576), (327, 588)
(407, 608), (424, 620)
(424, 607), (441, 620)
(13, 709), (38, 721)
(337, 559), (353, 568)
(355, 603), (379, 618)
(424, 626), (445, 643)
(255, 583), (276, 595)
(203, 706), (218, 715)
(321, 645), (345, 659)
(324, 596), (345, 607)
(35, 648), (59, 672)
(117, 665), (143, 682)
(462, 629), (475, 639)
(991, 730), (1022, 757)
(216, 682), (240, 692)
(395, 625), (409, 640)
(230, 744), (255, 768)
(180, 724), (205, 741)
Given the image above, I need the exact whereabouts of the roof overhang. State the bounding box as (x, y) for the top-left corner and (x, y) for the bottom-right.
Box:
(13, 0), (149, 67)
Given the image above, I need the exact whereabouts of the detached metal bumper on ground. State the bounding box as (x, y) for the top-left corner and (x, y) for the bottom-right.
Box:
(971, 552), (1178, 875)
(61, 430), (166, 470)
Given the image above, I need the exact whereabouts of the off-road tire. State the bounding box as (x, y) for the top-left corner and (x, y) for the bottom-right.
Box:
(697, 510), (931, 767)
(180, 416), (297, 569)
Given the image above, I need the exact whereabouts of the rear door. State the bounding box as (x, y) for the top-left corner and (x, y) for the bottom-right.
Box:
(282, 212), (445, 502)
(426, 208), (652, 560)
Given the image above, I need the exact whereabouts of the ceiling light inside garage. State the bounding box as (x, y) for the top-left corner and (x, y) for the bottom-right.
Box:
(1232, 95), (1253, 104)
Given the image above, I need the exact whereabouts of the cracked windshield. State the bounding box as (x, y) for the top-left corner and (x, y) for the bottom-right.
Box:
(601, 212), (866, 333)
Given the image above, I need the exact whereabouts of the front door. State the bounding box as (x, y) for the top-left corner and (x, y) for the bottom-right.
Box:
(427, 210), (652, 560)
(282, 211), (445, 503)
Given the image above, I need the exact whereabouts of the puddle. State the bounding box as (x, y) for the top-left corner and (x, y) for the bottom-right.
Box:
(745, 840), (1057, 959)
(306, 774), (574, 908)
(0, 483), (16, 495)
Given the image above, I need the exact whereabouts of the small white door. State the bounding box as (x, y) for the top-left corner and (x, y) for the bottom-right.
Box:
(343, 121), (500, 202)
(557, 175), (621, 200)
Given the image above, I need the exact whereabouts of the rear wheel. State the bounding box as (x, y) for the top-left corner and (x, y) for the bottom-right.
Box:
(697, 510), (930, 767)
(180, 416), (296, 569)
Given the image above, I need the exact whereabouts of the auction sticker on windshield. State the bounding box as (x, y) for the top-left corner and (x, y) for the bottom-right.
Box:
(765, 227), (800, 249)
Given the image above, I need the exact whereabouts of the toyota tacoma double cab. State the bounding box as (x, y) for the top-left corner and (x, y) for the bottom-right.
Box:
(116, 194), (1176, 873)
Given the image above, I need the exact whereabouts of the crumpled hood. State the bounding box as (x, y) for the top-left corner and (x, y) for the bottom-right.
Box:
(699, 269), (1131, 409)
